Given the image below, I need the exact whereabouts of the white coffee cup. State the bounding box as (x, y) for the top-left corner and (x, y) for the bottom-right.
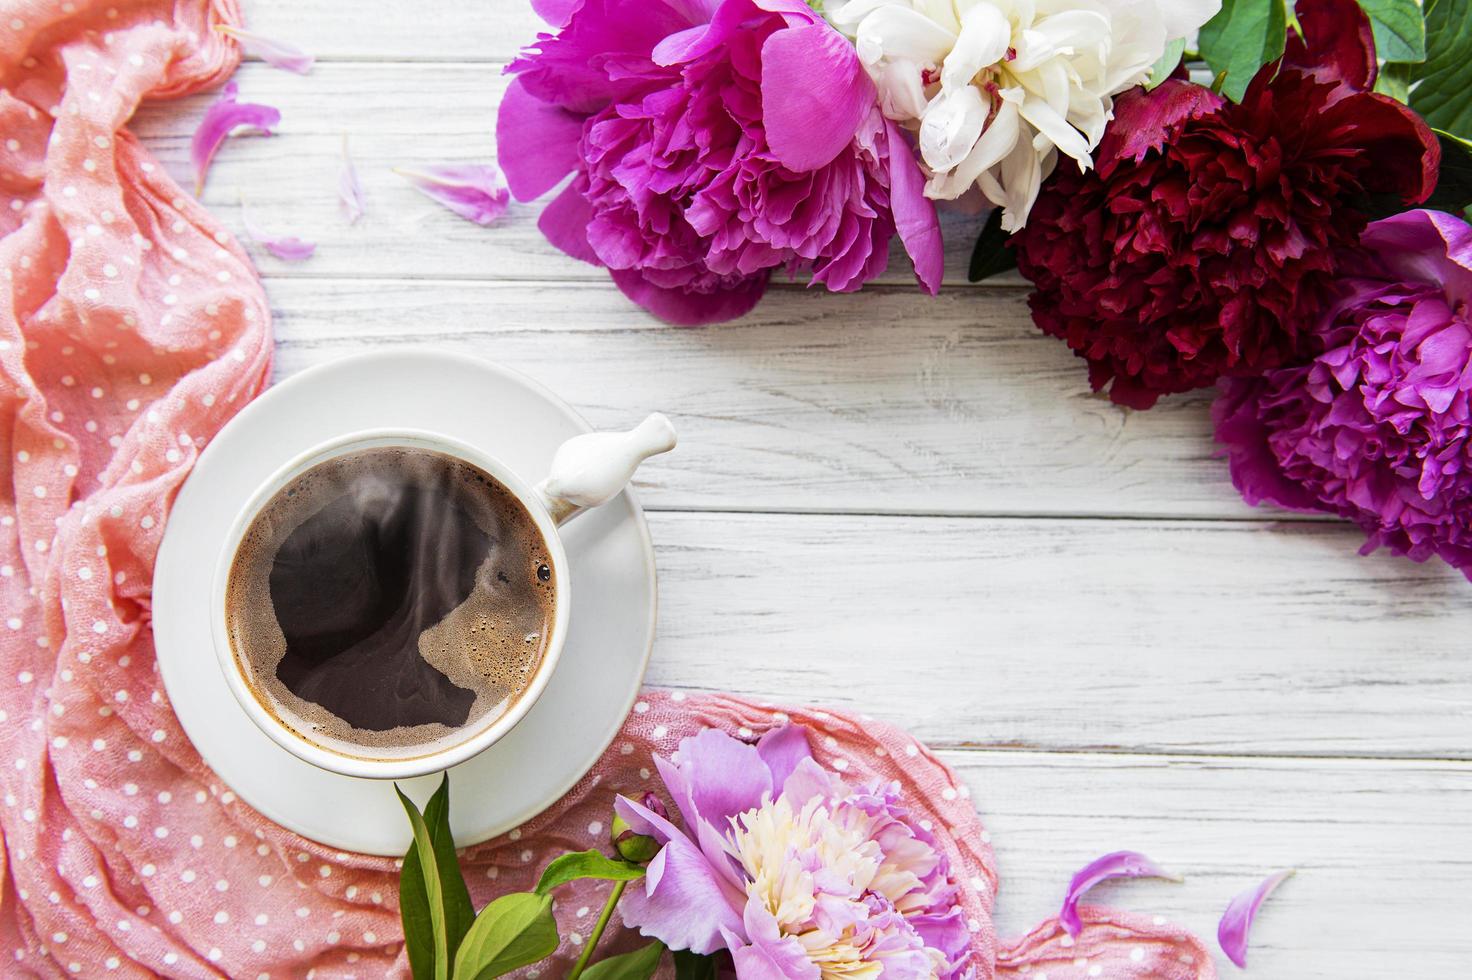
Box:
(209, 415), (677, 780)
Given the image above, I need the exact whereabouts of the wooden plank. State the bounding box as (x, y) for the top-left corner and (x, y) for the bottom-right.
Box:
(241, 0), (541, 62)
(941, 749), (1472, 977)
(263, 276), (1269, 519)
(641, 512), (1471, 759)
(129, 62), (996, 286)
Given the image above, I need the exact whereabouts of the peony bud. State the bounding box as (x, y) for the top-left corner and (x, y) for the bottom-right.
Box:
(611, 793), (666, 864)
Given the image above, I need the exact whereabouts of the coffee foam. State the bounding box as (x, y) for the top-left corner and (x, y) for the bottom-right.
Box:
(225, 447), (556, 763)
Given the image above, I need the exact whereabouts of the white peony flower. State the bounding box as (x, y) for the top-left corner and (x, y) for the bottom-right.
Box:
(827, 0), (1220, 230)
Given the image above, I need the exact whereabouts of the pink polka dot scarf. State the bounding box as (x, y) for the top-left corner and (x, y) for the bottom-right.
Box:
(0, 2), (1220, 977)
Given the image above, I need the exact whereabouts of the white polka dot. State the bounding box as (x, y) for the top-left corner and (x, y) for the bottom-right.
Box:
(633, 701), (649, 714)
(180, 870), (195, 883)
(154, 827), (168, 839)
(122, 816), (137, 829)
(6, 619), (20, 631)
(1131, 948), (1146, 963)
(214, 911), (228, 924)
(123, 783), (138, 796)
(92, 620), (106, 634)
(141, 516), (155, 530)
(319, 865), (331, 877)
(151, 729), (165, 742)
(207, 949), (220, 963)
(251, 940), (266, 953)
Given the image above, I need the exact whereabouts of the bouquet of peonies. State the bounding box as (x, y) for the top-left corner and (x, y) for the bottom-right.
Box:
(499, 0), (1472, 582)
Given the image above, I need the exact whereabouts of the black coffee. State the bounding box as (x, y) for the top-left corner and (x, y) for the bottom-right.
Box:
(225, 447), (556, 760)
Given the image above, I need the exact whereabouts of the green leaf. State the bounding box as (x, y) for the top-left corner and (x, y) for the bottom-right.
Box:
(535, 850), (647, 896)
(399, 777), (476, 980)
(1374, 60), (1413, 101)
(451, 892), (559, 980)
(1198, 0), (1288, 102)
(581, 941), (666, 980)
(1147, 37), (1186, 89)
(673, 950), (720, 980)
(1357, 0), (1427, 63)
(1424, 129), (1472, 215)
(397, 783), (450, 980)
(1412, 0), (1472, 140)
(967, 207), (1016, 283)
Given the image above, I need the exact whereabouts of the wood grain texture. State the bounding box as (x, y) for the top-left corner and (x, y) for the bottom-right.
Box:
(242, 0), (540, 61)
(944, 749), (1471, 977)
(262, 277), (1263, 519)
(641, 512), (1471, 759)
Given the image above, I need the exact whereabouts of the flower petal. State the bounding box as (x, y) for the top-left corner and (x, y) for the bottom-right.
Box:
(727, 898), (821, 980)
(240, 206), (315, 262)
(940, 1), (1010, 89)
(755, 725), (813, 791)
(395, 164), (510, 225)
(496, 78), (587, 201)
(537, 180), (602, 266)
(215, 25), (314, 74)
(1218, 870), (1294, 968)
(886, 119), (943, 294)
(609, 268), (767, 326)
(190, 82), (280, 194)
(1281, 0), (1376, 91)
(761, 22), (876, 172)
(919, 84), (989, 173)
(618, 835), (746, 956)
(1094, 79), (1224, 177)
(1058, 851), (1179, 936)
(339, 134), (365, 225)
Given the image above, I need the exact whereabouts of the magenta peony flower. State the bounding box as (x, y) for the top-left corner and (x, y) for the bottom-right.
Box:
(614, 725), (974, 976)
(497, 0), (942, 325)
(1011, 0), (1438, 408)
(1215, 210), (1472, 578)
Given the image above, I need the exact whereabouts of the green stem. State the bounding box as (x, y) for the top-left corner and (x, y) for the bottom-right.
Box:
(566, 879), (628, 980)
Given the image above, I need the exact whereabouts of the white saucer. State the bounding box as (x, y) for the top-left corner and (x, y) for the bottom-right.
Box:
(154, 350), (657, 855)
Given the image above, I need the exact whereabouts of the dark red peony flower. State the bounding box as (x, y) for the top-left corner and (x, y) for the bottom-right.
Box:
(1011, 0), (1439, 409)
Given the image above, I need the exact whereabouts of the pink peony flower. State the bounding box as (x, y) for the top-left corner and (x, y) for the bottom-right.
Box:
(498, 0), (943, 325)
(1214, 209), (1472, 578)
(615, 725), (973, 977)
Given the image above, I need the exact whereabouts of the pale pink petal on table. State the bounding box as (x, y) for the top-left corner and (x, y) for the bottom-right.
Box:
(395, 163), (510, 225)
(215, 24), (315, 74)
(339, 134), (366, 223)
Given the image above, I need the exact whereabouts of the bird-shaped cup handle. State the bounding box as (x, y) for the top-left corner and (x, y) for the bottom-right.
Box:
(534, 413), (678, 525)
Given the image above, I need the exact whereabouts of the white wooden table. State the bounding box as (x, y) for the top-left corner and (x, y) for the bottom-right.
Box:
(132, 4), (1472, 975)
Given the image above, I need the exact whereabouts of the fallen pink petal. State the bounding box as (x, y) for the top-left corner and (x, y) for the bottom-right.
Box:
(395, 163), (509, 225)
(340, 135), (366, 224)
(216, 25), (315, 74)
(241, 207), (316, 262)
(1219, 870), (1294, 968)
(1059, 850), (1179, 936)
(190, 82), (280, 194)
